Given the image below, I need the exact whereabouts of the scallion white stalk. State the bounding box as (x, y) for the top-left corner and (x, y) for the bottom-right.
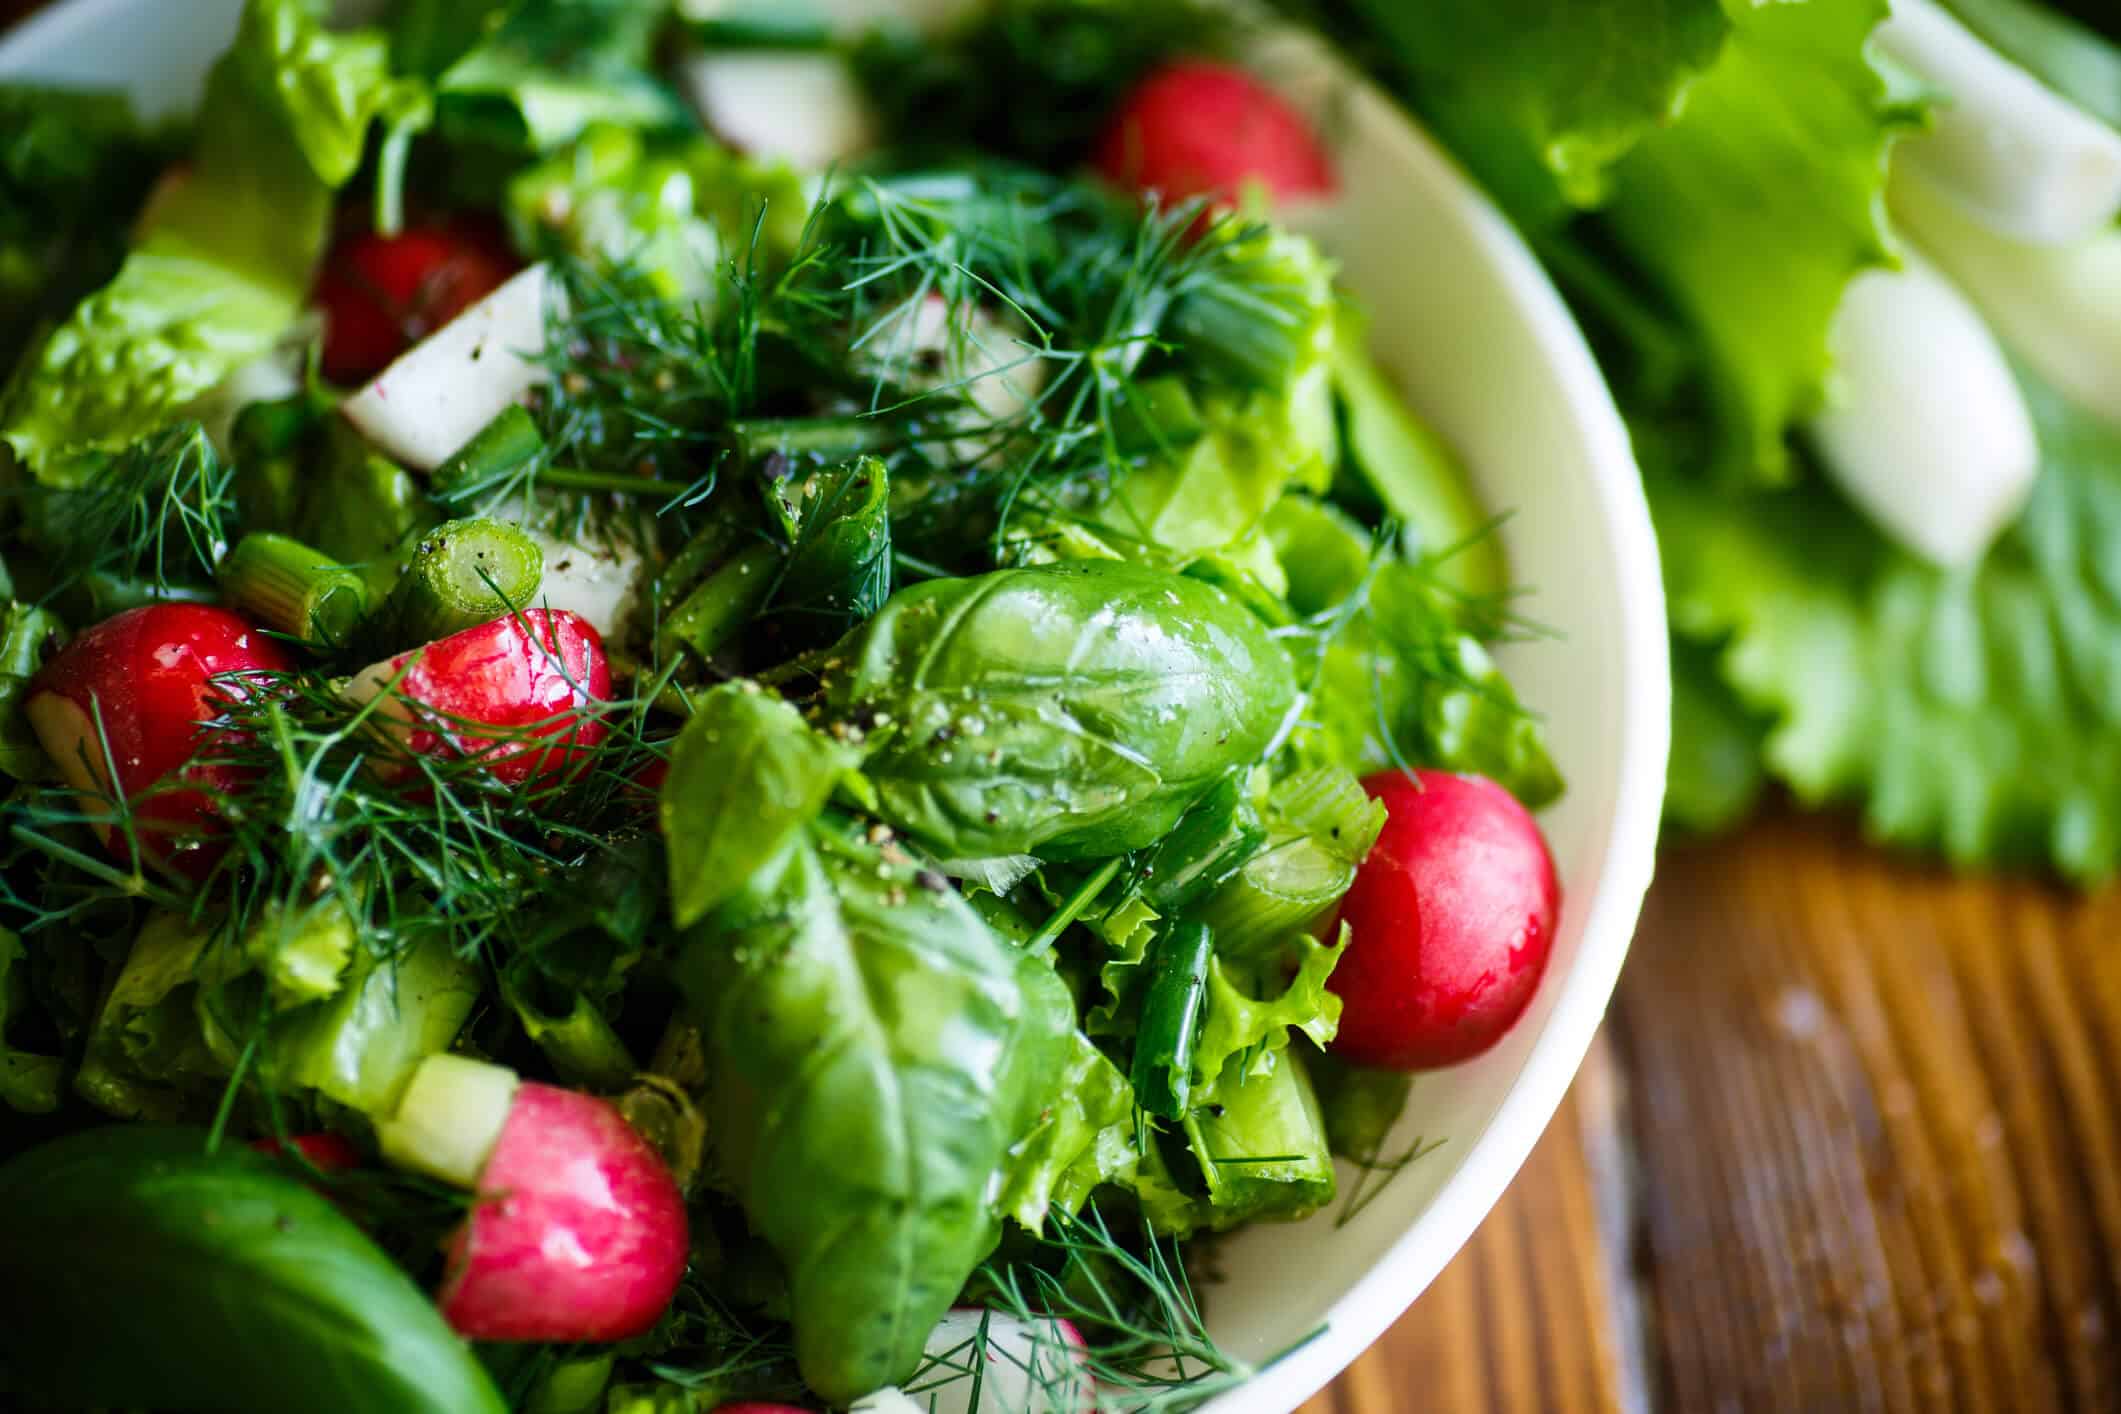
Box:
(376, 1054), (519, 1189)
(1807, 247), (2038, 570)
(1892, 167), (2121, 430)
(1875, 0), (2121, 245)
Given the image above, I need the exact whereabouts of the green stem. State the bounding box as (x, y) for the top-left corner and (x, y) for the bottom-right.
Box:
(732, 415), (906, 468)
(368, 518), (545, 653)
(430, 406), (545, 507)
(535, 467), (702, 500)
(218, 534), (368, 646)
(1130, 921), (1213, 1121)
(7, 825), (187, 910)
(1025, 856), (1124, 954)
(656, 541), (779, 662)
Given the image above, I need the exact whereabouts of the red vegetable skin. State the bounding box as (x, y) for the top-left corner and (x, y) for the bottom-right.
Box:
(349, 609), (611, 787)
(314, 215), (520, 385)
(24, 604), (291, 877)
(1094, 61), (1335, 211)
(1327, 770), (1560, 1071)
(249, 1133), (362, 1171)
(441, 1082), (689, 1343)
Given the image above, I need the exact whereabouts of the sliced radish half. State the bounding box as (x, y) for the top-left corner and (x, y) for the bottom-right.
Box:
(343, 608), (611, 787)
(378, 1054), (689, 1343)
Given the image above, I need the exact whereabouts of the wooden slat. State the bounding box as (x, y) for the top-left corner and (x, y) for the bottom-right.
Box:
(1302, 1071), (1626, 1414)
(1612, 811), (2121, 1412)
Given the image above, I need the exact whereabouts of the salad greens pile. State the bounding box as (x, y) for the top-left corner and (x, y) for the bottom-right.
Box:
(1290, 0), (2121, 881)
(0, 1), (1560, 1410)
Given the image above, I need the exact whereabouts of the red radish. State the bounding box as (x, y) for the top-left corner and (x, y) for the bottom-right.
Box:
(1327, 770), (1559, 1071)
(250, 1133), (362, 1172)
(345, 610), (611, 787)
(378, 1055), (688, 1343)
(1094, 61), (1335, 213)
(25, 603), (290, 877)
(314, 215), (520, 385)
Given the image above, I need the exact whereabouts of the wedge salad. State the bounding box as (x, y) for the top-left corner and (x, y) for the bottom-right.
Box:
(0, 2), (1566, 1410)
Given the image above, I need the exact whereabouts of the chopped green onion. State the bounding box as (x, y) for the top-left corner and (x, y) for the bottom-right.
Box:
(656, 540), (779, 661)
(430, 405), (546, 507)
(367, 518), (545, 653)
(1130, 920), (1213, 1121)
(218, 534), (369, 646)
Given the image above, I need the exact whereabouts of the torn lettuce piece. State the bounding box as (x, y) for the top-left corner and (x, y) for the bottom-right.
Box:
(0, 602), (64, 782)
(997, 1028), (1140, 1230)
(1, 0), (427, 480)
(1596, 0), (1919, 486)
(400, 0), (687, 151)
(1654, 362), (2121, 880)
(1270, 0), (1729, 223)
(0, 931), (62, 1115)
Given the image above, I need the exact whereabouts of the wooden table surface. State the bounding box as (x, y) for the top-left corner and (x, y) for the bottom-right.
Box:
(1308, 805), (2121, 1412)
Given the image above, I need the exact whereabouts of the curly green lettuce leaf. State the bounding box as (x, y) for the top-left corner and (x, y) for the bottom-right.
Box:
(1273, 0), (1729, 222)
(676, 822), (1074, 1403)
(0, 602), (64, 782)
(1, 0), (426, 481)
(0, 86), (173, 367)
(403, 0), (686, 152)
(1599, 0), (1919, 486)
(1193, 925), (1346, 1088)
(1658, 365), (2121, 880)
(1665, 636), (1770, 834)
(996, 1028), (1140, 1230)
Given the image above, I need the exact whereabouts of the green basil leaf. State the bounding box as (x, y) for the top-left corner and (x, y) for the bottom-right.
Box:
(823, 561), (1299, 860)
(0, 1126), (506, 1414)
(661, 682), (864, 928)
(676, 823), (1074, 1403)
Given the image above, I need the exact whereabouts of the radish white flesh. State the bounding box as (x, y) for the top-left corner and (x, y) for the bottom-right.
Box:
(678, 49), (878, 170)
(525, 528), (651, 645)
(1892, 168), (2121, 430)
(1807, 250), (2039, 570)
(914, 1310), (1093, 1414)
(1875, 0), (2121, 245)
(341, 263), (560, 472)
(375, 1053), (519, 1189)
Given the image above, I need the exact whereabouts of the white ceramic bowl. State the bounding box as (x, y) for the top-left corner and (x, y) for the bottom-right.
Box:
(0, 5), (1670, 1409)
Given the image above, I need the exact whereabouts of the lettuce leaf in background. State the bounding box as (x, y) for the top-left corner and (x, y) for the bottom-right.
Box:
(1599, 0), (1922, 487)
(1654, 365), (2121, 881)
(0, 0), (427, 482)
(1275, 0), (1729, 225)
(394, 0), (685, 152)
(0, 87), (174, 370)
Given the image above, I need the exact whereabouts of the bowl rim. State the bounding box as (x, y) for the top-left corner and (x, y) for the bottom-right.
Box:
(0, 4), (1671, 1409)
(1203, 36), (1669, 1414)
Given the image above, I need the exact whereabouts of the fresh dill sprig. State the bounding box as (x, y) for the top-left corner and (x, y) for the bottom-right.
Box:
(1336, 1134), (1446, 1229)
(957, 1204), (1263, 1413)
(18, 421), (235, 597)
